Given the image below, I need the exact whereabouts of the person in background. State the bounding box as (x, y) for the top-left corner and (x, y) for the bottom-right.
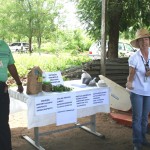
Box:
(126, 28), (150, 150)
(0, 40), (23, 150)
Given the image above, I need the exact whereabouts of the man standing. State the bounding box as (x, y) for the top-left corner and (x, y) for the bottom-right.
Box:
(0, 40), (23, 150)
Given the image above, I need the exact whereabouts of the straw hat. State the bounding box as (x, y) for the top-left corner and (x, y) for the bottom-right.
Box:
(130, 28), (150, 48)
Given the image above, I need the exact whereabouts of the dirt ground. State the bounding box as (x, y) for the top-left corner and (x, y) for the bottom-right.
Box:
(9, 110), (150, 150)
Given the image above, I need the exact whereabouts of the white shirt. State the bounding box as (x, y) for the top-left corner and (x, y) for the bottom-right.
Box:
(128, 48), (150, 96)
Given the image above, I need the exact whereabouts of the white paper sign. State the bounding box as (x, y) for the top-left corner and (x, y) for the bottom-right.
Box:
(33, 87), (109, 126)
(76, 90), (93, 109)
(56, 109), (77, 126)
(56, 92), (76, 111)
(35, 96), (56, 115)
(42, 71), (64, 85)
(92, 88), (109, 106)
(56, 92), (77, 125)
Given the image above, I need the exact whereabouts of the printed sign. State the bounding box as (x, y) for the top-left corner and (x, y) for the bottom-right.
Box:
(56, 92), (77, 125)
(42, 71), (64, 85)
(34, 88), (109, 126)
(92, 88), (109, 106)
(76, 90), (93, 109)
(56, 92), (76, 111)
(56, 109), (77, 126)
(35, 96), (56, 115)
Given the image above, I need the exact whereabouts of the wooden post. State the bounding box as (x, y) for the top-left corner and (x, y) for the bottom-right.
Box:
(101, 0), (107, 76)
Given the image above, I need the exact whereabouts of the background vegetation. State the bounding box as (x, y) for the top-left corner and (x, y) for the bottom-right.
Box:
(1, 0), (150, 62)
(74, 0), (150, 58)
(0, 0), (92, 54)
(9, 52), (90, 79)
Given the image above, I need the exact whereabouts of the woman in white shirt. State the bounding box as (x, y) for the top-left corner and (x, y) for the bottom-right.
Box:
(126, 28), (150, 150)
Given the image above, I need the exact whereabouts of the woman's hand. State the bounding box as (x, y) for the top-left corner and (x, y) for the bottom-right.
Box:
(126, 67), (135, 90)
(126, 81), (133, 90)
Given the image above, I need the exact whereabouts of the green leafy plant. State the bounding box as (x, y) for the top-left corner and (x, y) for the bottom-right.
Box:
(11, 52), (90, 79)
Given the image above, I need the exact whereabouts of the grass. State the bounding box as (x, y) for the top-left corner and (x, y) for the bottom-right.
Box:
(11, 51), (90, 78)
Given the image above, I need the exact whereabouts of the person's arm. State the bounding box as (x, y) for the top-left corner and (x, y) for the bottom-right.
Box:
(126, 66), (135, 89)
(8, 64), (24, 93)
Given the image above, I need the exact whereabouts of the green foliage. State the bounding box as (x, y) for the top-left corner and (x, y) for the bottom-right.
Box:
(0, 0), (93, 55)
(58, 29), (92, 51)
(74, 0), (102, 40)
(74, 0), (150, 39)
(73, 0), (150, 58)
(0, 0), (61, 44)
(12, 52), (90, 78)
(33, 29), (92, 53)
(52, 84), (73, 92)
(42, 81), (51, 85)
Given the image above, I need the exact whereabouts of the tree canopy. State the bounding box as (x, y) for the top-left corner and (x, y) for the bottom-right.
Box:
(74, 0), (150, 58)
(0, 0), (63, 52)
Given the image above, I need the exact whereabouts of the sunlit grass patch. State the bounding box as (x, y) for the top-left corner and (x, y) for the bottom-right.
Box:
(12, 52), (90, 78)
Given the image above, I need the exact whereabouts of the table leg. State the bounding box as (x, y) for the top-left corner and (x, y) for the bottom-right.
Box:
(22, 127), (45, 150)
(77, 114), (105, 139)
(34, 127), (40, 146)
(90, 115), (96, 132)
(22, 115), (105, 149)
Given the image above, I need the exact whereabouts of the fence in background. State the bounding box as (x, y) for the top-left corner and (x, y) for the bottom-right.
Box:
(62, 58), (129, 88)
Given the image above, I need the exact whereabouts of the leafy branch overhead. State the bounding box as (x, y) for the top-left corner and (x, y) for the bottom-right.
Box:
(74, 0), (150, 58)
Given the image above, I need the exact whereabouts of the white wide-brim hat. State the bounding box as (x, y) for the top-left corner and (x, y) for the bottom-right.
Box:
(130, 28), (150, 48)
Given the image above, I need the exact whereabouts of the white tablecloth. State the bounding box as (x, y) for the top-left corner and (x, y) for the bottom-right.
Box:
(9, 80), (110, 129)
